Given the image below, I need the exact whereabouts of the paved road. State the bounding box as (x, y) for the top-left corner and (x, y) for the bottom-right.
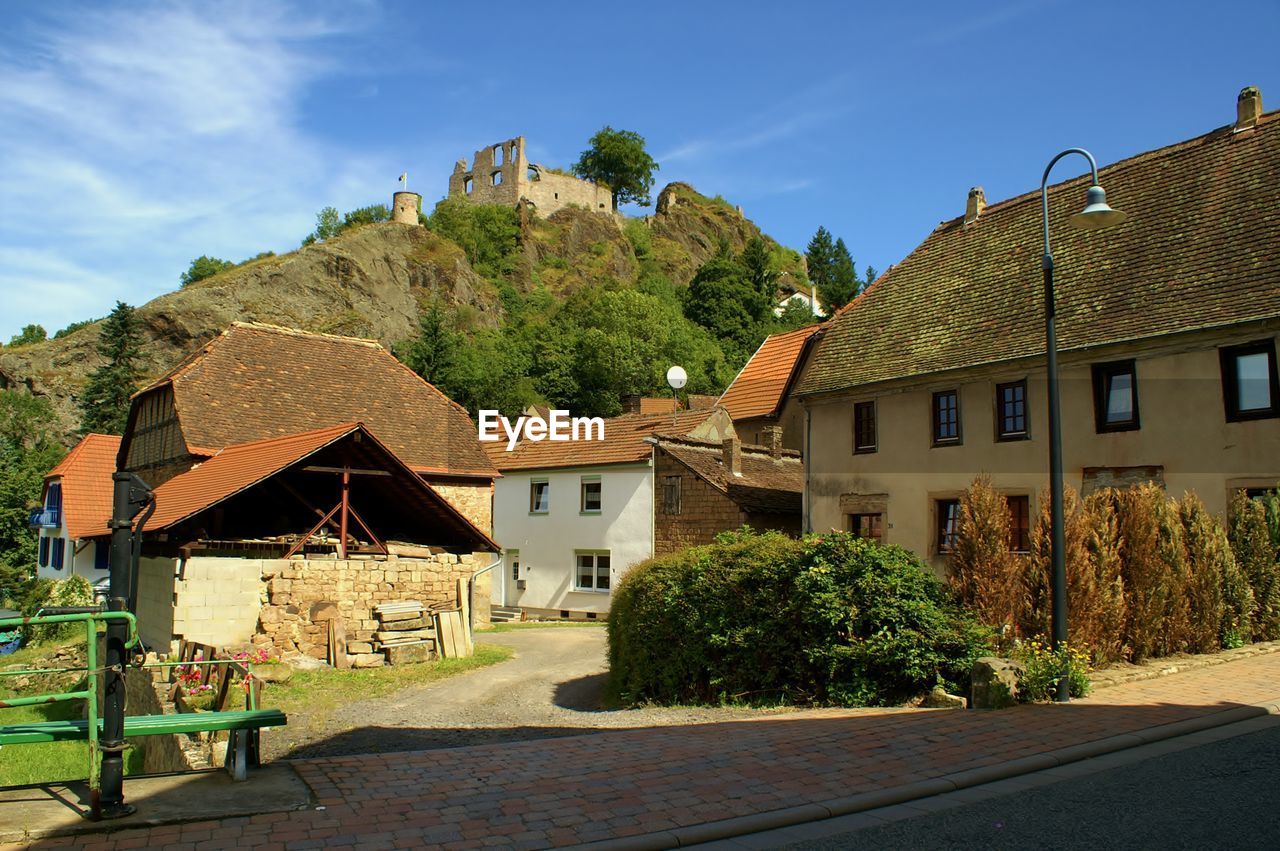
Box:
(785, 722), (1280, 850)
(280, 626), (820, 759)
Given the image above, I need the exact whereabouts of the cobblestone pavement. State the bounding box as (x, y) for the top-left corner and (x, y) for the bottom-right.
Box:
(16, 652), (1280, 850)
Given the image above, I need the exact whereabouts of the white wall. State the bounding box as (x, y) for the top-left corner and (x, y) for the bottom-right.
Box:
(493, 464), (654, 615)
(36, 529), (107, 582)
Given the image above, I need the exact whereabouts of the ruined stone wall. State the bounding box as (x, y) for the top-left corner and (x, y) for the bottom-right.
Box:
(447, 135), (612, 218)
(652, 450), (745, 557)
(524, 171), (612, 215)
(428, 480), (493, 535)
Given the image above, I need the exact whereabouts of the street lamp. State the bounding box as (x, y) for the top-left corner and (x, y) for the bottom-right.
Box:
(666, 366), (687, 427)
(1040, 149), (1127, 703)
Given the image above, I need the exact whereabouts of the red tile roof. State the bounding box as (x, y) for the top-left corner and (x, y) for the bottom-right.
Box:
(718, 325), (821, 419)
(45, 434), (120, 540)
(797, 108), (1280, 397)
(493, 409), (715, 472)
(129, 323), (497, 478)
(143, 422), (497, 551)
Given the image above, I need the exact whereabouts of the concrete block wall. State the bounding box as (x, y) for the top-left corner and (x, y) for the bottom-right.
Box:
(172, 558), (263, 649)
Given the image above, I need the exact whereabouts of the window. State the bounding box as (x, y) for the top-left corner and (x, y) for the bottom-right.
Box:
(94, 542), (110, 571)
(49, 537), (65, 570)
(1007, 495), (1031, 553)
(661, 475), (682, 515)
(491, 171), (503, 186)
(996, 380), (1029, 440)
(1092, 360), (1140, 432)
(853, 401), (877, 453)
(493, 145), (504, 166)
(38, 536), (50, 568)
(44, 482), (62, 527)
(1220, 340), (1279, 421)
(580, 477), (602, 513)
(936, 499), (960, 553)
(463, 177), (473, 194)
(529, 480), (550, 514)
(932, 390), (961, 445)
(575, 552), (611, 592)
(848, 512), (883, 544)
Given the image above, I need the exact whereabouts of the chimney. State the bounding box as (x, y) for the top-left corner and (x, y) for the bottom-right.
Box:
(1236, 86), (1263, 131)
(622, 394), (642, 414)
(722, 437), (742, 477)
(811, 285), (820, 316)
(964, 187), (986, 225)
(763, 425), (784, 459)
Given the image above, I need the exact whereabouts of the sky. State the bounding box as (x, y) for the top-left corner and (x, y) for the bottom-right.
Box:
(1, 0), (1277, 341)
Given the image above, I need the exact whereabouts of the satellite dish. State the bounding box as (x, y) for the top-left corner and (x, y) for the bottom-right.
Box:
(666, 365), (688, 391)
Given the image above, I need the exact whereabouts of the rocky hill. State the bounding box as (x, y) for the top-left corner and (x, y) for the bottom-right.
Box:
(0, 182), (806, 441)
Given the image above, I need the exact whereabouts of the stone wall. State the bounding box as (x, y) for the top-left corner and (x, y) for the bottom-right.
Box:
(447, 135), (612, 218)
(525, 171), (612, 215)
(429, 480), (493, 535)
(135, 553), (493, 658)
(653, 450), (745, 557)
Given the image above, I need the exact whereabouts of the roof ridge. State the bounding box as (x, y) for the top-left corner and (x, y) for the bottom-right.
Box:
(229, 321), (384, 348)
(208, 421), (361, 455)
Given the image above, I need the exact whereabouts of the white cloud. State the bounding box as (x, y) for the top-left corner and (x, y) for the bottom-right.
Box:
(0, 1), (396, 338)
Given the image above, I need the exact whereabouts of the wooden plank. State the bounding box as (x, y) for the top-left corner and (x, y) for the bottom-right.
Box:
(457, 578), (473, 656)
(435, 612), (456, 658)
(373, 628), (435, 641)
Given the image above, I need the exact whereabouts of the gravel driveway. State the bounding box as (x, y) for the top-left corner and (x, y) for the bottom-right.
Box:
(274, 626), (840, 760)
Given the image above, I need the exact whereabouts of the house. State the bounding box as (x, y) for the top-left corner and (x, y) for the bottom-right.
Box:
(30, 433), (120, 581)
(491, 408), (738, 618)
(794, 86), (1280, 574)
(649, 433), (803, 557)
(718, 325), (822, 450)
(775, 286), (824, 319)
(118, 322), (498, 533)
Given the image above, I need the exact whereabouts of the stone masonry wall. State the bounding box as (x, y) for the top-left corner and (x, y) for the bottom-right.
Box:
(653, 450), (745, 557)
(447, 135), (612, 218)
(429, 481), (493, 535)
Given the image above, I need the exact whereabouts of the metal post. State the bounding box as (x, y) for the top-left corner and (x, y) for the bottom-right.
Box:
(98, 472), (153, 819)
(1040, 148), (1101, 704)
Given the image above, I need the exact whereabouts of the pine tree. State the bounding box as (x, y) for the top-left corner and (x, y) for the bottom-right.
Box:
(740, 237), (777, 302)
(805, 226), (835, 301)
(829, 238), (859, 310)
(79, 302), (141, 435)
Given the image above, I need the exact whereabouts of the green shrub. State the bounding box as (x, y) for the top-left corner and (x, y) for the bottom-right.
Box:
(622, 218), (652, 258)
(608, 529), (989, 707)
(1116, 484), (1190, 660)
(1012, 637), (1090, 702)
(1180, 493), (1247, 653)
(1229, 491), (1280, 641)
(25, 576), (94, 643)
(426, 199), (521, 281)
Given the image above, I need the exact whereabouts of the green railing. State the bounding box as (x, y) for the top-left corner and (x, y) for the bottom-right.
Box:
(0, 611), (139, 797)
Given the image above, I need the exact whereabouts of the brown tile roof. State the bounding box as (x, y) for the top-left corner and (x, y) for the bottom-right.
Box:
(143, 422), (497, 551)
(45, 434), (120, 540)
(654, 435), (803, 514)
(131, 323), (497, 478)
(493, 409), (714, 472)
(797, 109), (1280, 397)
(719, 325), (821, 419)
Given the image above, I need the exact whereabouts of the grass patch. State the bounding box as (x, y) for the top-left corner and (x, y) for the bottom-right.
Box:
(260, 643), (513, 722)
(1, 637), (143, 787)
(485, 621), (606, 634)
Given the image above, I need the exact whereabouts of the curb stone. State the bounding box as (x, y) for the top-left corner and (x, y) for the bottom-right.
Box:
(571, 700), (1280, 850)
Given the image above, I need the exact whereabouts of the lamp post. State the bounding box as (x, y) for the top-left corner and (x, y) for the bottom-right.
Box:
(666, 365), (688, 429)
(1040, 149), (1127, 703)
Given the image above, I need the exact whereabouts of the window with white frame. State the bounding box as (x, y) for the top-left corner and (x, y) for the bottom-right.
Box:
(529, 479), (550, 514)
(580, 476), (602, 513)
(575, 551), (611, 592)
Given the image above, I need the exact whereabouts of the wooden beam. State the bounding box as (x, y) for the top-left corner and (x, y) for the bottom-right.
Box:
(301, 465), (391, 477)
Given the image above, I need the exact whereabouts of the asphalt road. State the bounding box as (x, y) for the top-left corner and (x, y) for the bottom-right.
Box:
(786, 723), (1280, 850)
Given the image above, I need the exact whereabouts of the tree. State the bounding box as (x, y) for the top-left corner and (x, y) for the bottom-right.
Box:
(8, 325), (47, 347)
(805, 227), (835, 304)
(682, 252), (770, 365)
(314, 206), (341, 241)
(864, 264), (880, 290)
(79, 302), (142, 435)
(829, 238), (859, 309)
(572, 126), (659, 211)
(400, 301), (459, 386)
(0, 391), (64, 611)
(341, 204), (391, 229)
(740, 237), (778, 302)
(180, 255), (234, 287)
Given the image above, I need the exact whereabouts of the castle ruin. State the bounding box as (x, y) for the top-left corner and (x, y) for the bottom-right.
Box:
(447, 136), (613, 217)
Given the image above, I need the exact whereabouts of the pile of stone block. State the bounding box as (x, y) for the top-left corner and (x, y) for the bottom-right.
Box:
(350, 601), (436, 665)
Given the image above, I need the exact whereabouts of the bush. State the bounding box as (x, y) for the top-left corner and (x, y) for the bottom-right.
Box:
(180, 255), (235, 287)
(24, 576), (94, 643)
(426, 199), (520, 281)
(949, 475), (1023, 633)
(1020, 487), (1126, 664)
(622, 218), (652, 258)
(1229, 491), (1280, 641)
(608, 529), (989, 707)
(1116, 484), (1190, 660)
(1012, 637), (1091, 702)
(1180, 493), (1248, 652)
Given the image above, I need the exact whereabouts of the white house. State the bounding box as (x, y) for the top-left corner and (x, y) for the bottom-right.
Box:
(775, 285), (824, 318)
(32, 433), (120, 581)
(492, 408), (733, 618)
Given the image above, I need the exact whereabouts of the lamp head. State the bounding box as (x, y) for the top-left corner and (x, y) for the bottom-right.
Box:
(666, 365), (688, 391)
(1070, 184), (1128, 230)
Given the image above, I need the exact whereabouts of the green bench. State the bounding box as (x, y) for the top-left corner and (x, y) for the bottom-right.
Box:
(0, 709), (286, 781)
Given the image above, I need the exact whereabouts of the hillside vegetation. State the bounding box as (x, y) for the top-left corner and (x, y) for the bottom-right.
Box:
(0, 182), (813, 438)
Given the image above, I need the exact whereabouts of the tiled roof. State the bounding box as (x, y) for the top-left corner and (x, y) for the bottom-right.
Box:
(654, 435), (803, 514)
(131, 323), (497, 478)
(718, 326), (821, 419)
(143, 422), (497, 551)
(493, 409), (714, 472)
(797, 109), (1280, 396)
(45, 434), (120, 540)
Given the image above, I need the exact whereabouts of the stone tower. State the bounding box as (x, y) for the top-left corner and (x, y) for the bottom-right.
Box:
(392, 191), (421, 225)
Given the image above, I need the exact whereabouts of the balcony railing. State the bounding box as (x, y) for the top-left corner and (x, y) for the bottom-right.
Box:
(28, 507), (61, 529)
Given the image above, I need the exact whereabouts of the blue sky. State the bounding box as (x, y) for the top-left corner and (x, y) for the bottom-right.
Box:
(1, 0), (1277, 341)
